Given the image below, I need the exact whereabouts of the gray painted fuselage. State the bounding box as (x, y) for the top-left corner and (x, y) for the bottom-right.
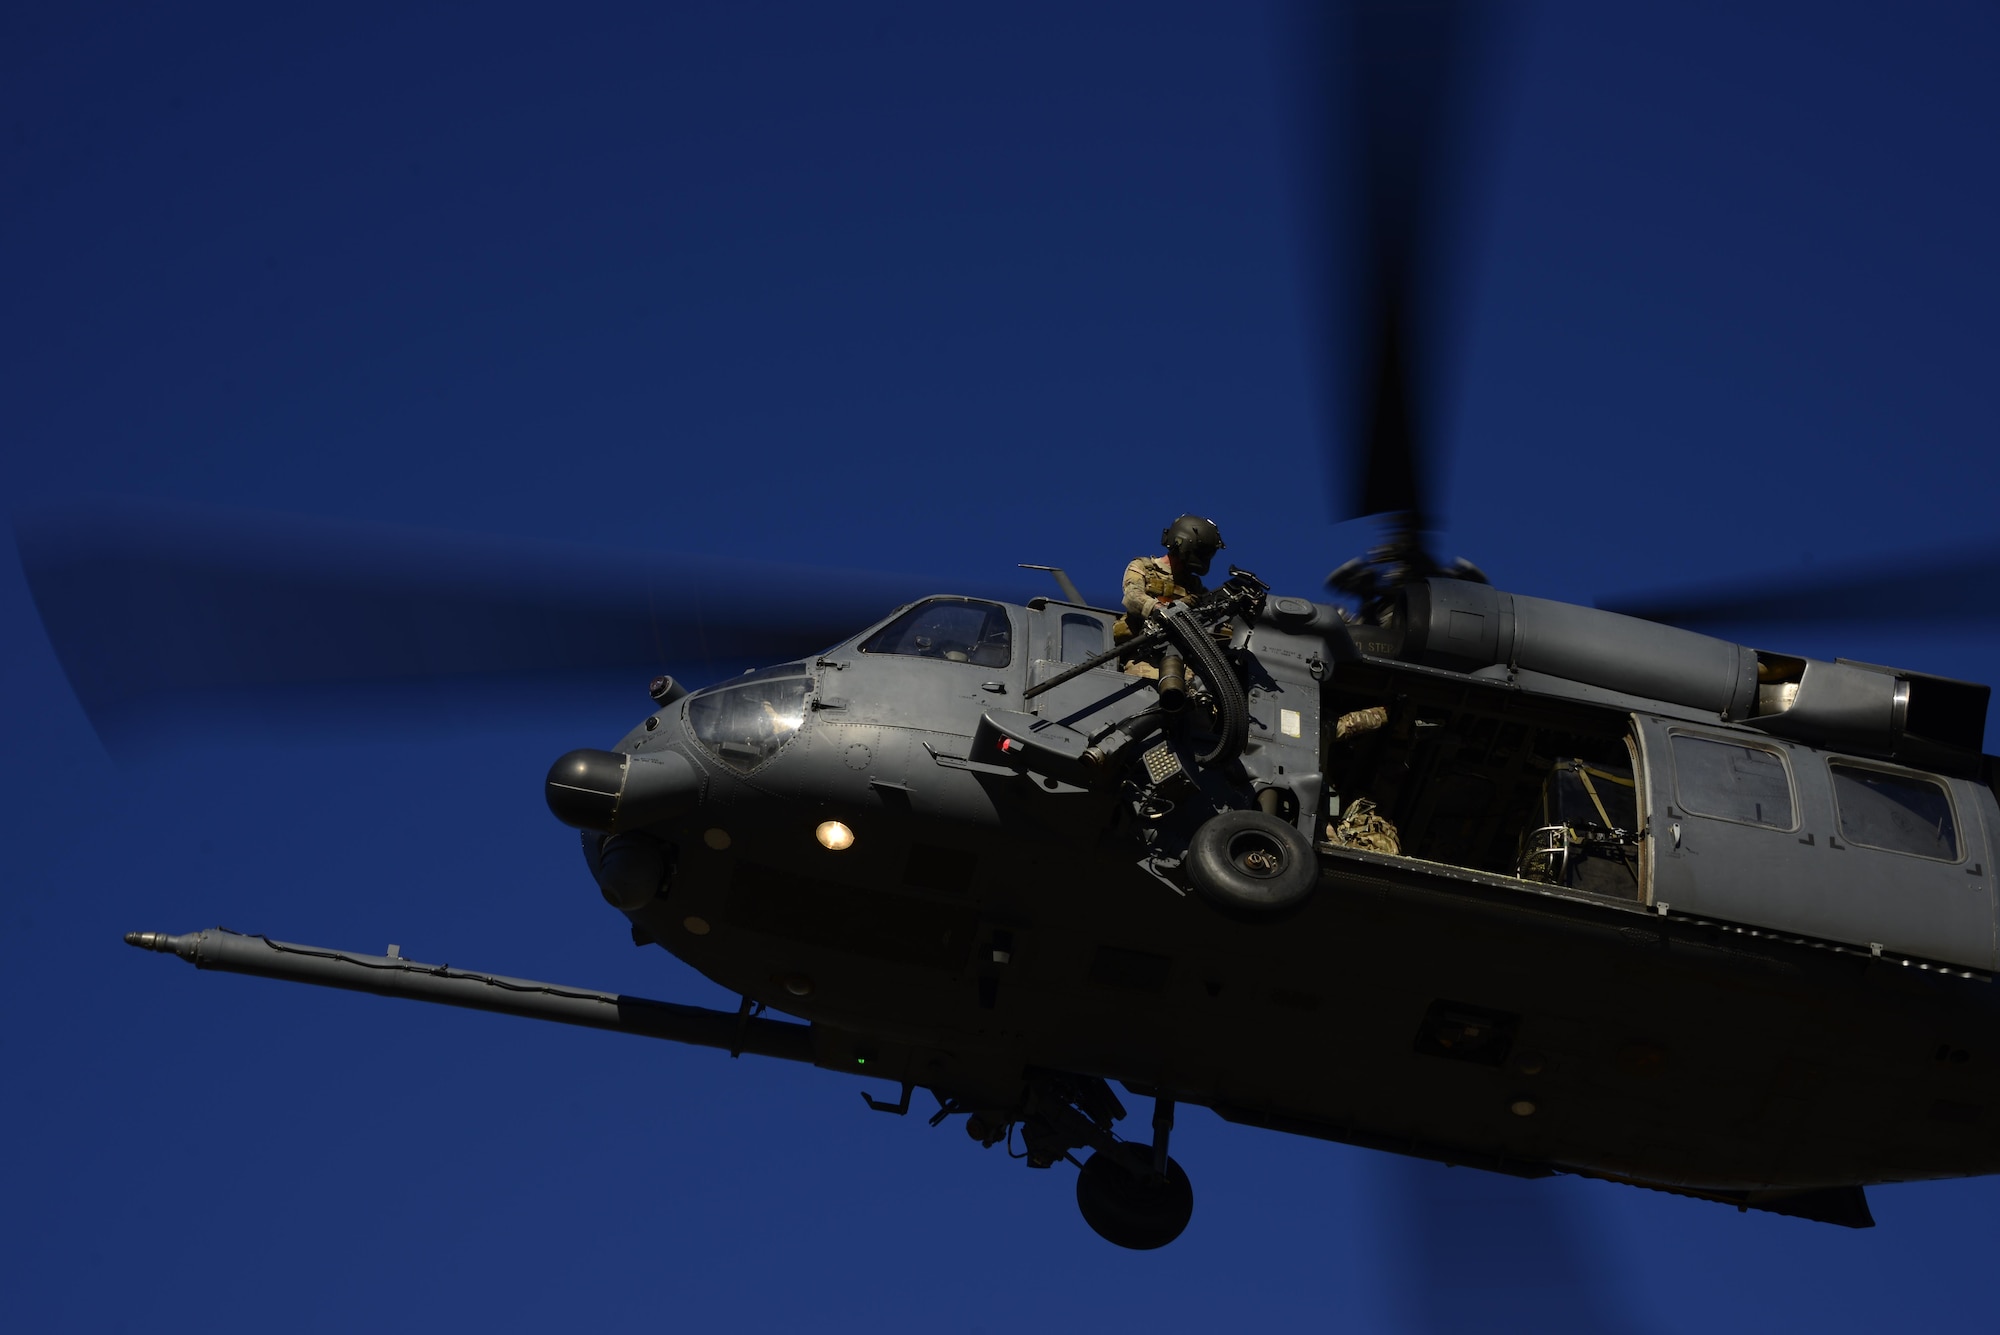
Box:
(610, 590), (2000, 1201)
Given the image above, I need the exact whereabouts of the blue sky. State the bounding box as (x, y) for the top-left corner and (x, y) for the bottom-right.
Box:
(5, 3), (1998, 1331)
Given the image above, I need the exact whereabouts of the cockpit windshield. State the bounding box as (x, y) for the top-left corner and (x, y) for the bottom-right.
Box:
(859, 598), (1012, 667)
(686, 665), (810, 774)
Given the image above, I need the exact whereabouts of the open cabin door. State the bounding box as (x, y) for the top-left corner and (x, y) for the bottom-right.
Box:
(1635, 714), (1995, 970)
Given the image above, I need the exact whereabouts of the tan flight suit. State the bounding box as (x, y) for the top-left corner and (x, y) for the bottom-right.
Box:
(1113, 555), (1204, 642)
(1113, 555), (1206, 678)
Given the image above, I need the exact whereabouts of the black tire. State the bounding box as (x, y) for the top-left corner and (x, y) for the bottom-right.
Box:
(1075, 1147), (1194, 1250)
(1185, 809), (1318, 916)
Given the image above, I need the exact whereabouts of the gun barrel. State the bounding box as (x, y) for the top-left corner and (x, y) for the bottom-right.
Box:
(123, 928), (814, 1064)
(1023, 624), (1164, 699)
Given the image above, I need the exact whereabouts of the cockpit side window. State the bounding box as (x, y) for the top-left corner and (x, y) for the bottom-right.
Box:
(860, 598), (1012, 667)
(1059, 613), (1105, 664)
(686, 669), (810, 774)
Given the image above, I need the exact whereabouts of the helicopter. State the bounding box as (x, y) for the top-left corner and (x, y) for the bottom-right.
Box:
(99, 517), (2000, 1248)
(17, 0), (2000, 1274)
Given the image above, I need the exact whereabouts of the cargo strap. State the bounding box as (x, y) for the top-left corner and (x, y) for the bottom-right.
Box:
(1573, 763), (1632, 832)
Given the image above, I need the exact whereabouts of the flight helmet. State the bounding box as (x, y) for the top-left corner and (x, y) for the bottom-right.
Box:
(1161, 514), (1225, 577)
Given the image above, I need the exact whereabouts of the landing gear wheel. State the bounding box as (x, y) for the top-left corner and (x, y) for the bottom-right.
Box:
(1075, 1147), (1194, 1250)
(1186, 809), (1318, 917)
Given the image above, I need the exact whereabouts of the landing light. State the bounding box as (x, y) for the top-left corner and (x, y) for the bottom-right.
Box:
(816, 821), (856, 851)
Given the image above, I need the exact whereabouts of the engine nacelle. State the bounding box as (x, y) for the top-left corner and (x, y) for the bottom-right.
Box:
(1399, 579), (1758, 719)
(1389, 579), (1988, 769)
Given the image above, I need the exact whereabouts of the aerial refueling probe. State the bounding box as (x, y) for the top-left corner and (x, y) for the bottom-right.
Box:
(124, 927), (814, 1063)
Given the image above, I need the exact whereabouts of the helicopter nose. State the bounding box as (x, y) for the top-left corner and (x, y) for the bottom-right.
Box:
(544, 747), (699, 833)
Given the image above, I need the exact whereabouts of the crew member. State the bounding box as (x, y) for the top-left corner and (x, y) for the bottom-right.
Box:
(1114, 514), (1224, 642)
(1114, 515), (1225, 678)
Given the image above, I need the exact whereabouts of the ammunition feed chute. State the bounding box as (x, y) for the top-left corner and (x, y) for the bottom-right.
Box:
(1132, 569), (1265, 767)
(1156, 600), (1248, 766)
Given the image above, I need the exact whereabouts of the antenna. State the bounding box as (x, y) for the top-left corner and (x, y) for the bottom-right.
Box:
(1018, 564), (1085, 605)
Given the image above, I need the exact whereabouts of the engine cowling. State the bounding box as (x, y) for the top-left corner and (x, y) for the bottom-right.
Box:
(1385, 578), (1987, 768)
(1399, 579), (1758, 719)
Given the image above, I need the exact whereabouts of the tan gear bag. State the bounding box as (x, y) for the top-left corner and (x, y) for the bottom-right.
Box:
(1327, 797), (1401, 855)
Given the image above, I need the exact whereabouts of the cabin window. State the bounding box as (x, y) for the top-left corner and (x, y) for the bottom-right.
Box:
(1830, 763), (1959, 861)
(860, 598), (1012, 667)
(686, 666), (811, 774)
(1670, 734), (1795, 830)
(1059, 613), (1104, 664)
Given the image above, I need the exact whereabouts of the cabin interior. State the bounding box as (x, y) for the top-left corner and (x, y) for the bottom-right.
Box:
(1320, 663), (1644, 901)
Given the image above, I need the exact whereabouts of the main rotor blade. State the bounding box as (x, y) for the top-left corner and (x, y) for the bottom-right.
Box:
(1599, 543), (2000, 631)
(15, 501), (1027, 739)
(1345, 0), (1463, 529)
(1385, 1158), (1656, 1335)
(1285, 0), (1496, 541)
